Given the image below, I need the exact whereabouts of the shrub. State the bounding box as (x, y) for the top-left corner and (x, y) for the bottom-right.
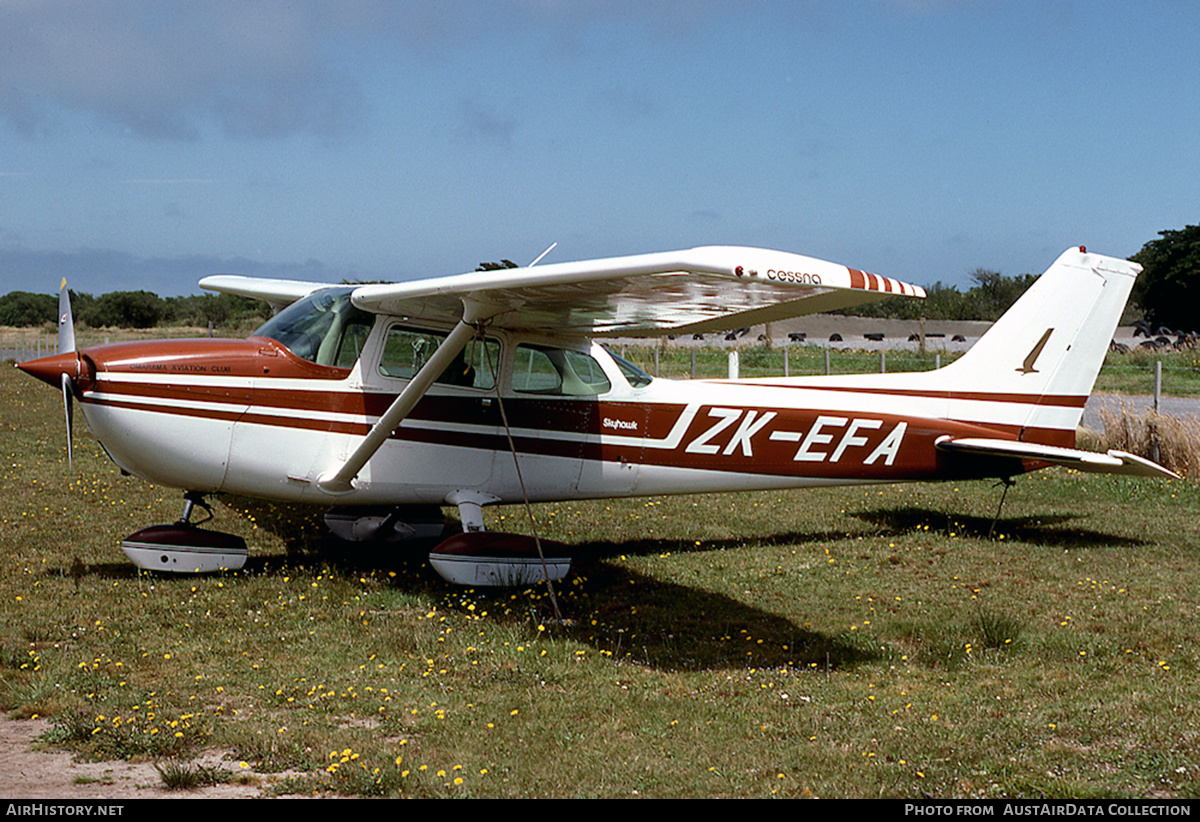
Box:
(1096, 403), (1200, 478)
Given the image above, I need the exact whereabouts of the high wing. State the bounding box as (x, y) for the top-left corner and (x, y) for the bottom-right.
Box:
(198, 275), (335, 314)
(347, 246), (924, 336)
(199, 245), (925, 494)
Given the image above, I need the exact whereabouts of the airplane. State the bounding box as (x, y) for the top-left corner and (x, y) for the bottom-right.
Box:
(16, 244), (1178, 585)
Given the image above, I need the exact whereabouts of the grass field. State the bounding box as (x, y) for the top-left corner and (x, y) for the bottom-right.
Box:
(2, 360), (1200, 798)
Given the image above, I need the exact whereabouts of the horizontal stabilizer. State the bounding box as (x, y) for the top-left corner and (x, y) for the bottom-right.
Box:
(934, 436), (1180, 480)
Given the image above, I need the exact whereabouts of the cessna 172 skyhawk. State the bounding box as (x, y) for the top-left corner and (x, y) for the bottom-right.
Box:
(17, 244), (1176, 585)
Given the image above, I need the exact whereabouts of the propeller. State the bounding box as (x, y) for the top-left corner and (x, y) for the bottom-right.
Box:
(58, 277), (75, 354)
(16, 280), (92, 472)
(57, 279), (76, 470)
(61, 373), (74, 471)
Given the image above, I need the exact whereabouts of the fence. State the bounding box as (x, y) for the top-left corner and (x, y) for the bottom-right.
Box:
(5, 330), (1198, 398)
(1, 327), (216, 363)
(0, 330), (120, 363)
(616, 343), (1200, 397)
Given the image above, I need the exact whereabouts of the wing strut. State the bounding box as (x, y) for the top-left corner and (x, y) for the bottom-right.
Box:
(316, 298), (501, 494)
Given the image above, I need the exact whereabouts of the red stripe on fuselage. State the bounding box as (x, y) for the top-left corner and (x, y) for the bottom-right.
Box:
(81, 376), (1062, 480)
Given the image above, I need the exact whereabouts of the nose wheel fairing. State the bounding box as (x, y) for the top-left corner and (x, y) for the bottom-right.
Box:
(120, 492), (248, 574)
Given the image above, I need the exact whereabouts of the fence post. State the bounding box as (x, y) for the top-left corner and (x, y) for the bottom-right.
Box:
(1154, 360), (1162, 414)
(783, 346), (789, 377)
(728, 351), (739, 379)
(690, 349), (696, 379)
(880, 350), (886, 374)
(824, 349), (830, 376)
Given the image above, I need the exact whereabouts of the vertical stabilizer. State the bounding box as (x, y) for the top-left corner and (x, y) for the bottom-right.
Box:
(937, 247), (1140, 439)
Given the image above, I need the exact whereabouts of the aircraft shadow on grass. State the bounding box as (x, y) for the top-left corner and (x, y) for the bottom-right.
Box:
(65, 496), (1147, 674)
(310, 529), (877, 673)
(851, 506), (1149, 550)
(62, 499), (876, 673)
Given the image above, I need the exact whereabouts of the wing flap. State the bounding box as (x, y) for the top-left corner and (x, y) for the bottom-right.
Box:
(350, 245), (925, 336)
(935, 436), (1180, 480)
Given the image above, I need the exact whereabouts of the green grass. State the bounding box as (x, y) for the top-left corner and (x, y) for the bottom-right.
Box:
(3, 361), (1200, 798)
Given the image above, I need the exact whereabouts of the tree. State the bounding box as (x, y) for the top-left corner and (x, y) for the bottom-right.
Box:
(0, 291), (56, 326)
(79, 290), (164, 328)
(476, 260), (518, 271)
(162, 293), (272, 327)
(1130, 225), (1200, 333)
(966, 268), (1038, 321)
(843, 271), (1035, 321)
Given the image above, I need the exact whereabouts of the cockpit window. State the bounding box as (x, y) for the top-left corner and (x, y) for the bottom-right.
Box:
(513, 344), (611, 396)
(604, 347), (654, 388)
(253, 288), (375, 368)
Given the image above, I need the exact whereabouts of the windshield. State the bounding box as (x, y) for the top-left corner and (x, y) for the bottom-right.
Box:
(253, 288), (375, 368)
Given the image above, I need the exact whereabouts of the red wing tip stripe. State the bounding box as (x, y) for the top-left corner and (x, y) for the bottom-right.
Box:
(847, 269), (923, 297)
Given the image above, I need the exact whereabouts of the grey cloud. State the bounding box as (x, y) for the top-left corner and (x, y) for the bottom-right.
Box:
(459, 98), (518, 144)
(0, 1), (732, 142)
(0, 245), (342, 297)
(0, 1), (367, 141)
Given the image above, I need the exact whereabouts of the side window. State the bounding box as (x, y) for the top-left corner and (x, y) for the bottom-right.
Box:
(379, 326), (499, 390)
(330, 319), (373, 369)
(511, 346), (562, 393)
(512, 344), (611, 396)
(604, 347), (654, 388)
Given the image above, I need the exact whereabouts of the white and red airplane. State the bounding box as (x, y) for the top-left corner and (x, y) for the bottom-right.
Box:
(17, 245), (1176, 584)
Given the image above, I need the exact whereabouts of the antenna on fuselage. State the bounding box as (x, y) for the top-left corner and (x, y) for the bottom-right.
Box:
(528, 242), (557, 268)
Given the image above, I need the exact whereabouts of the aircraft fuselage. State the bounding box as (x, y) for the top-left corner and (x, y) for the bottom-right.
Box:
(22, 330), (1048, 510)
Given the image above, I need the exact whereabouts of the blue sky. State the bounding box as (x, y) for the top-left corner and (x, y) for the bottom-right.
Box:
(1, 1), (1197, 297)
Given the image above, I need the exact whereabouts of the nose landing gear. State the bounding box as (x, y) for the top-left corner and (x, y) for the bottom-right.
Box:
(120, 492), (248, 573)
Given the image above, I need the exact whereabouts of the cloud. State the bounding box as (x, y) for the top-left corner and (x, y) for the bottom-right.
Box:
(0, 0), (366, 141)
(458, 98), (518, 144)
(0, 0), (742, 143)
(0, 244), (341, 297)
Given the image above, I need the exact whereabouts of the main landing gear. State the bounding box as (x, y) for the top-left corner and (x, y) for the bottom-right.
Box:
(120, 492), (248, 573)
(426, 493), (573, 588)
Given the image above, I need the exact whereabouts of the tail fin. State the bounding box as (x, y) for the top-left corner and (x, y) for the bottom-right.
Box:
(937, 247), (1140, 442)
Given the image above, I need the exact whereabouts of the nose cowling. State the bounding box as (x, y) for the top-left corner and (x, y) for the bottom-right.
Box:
(17, 351), (95, 392)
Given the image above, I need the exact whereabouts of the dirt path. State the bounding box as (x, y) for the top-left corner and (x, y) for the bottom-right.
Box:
(0, 715), (272, 799)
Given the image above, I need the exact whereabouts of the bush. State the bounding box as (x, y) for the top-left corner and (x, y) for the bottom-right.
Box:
(1097, 403), (1200, 478)
(0, 291), (56, 326)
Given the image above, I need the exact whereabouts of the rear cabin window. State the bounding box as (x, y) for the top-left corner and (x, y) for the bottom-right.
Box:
(512, 345), (611, 396)
(604, 347), (654, 388)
